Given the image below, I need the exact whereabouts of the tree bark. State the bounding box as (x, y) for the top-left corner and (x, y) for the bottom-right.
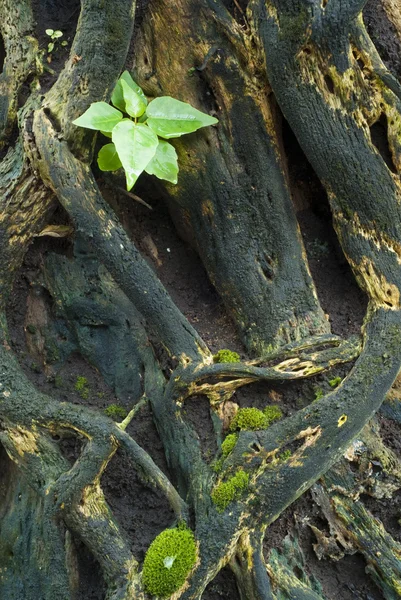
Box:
(1, 0), (401, 598)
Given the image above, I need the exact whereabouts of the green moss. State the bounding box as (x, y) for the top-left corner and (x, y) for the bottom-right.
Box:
(230, 405), (282, 432)
(329, 376), (342, 388)
(142, 527), (197, 598)
(314, 387), (324, 401)
(75, 376), (89, 400)
(263, 405), (283, 426)
(213, 349), (240, 363)
(221, 433), (238, 457)
(211, 470), (249, 512)
(212, 458), (224, 473)
(104, 404), (127, 420)
(26, 324), (37, 335)
(279, 449), (292, 461)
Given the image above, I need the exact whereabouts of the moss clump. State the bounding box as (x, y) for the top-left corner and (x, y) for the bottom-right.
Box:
(314, 387), (324, 401)
(211, 470), (249, 512)
(263, 405), (283, 426)
(329, 376), (342, 388)
(26, 324), (37, 335)
(104, 404), (127, 420)
(212, 458), (224, 473)
(221, 433), (238, 457)
(75, 376), (89, 399)
(279, 449), (292, 461)
(213, 349), (240, 363)
(142, 527), (197, 598)
(230, 406), (282, 432)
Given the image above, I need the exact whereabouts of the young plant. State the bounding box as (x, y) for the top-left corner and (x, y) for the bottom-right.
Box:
(45, 29), (67, 54)
(72, 71), (218, 191)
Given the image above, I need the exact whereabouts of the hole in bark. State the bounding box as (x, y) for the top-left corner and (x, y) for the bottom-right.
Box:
(205, 566), (240, 600)
(0, 34), (5, 73)
(57, 434), (84, 465)
(293, 565), (303, 578)
(257, 252), (275, 281)
(18, 74), (36, 109)
(280, 438), (304, 455)
(324, 74), (335, 94)
(369, 113), (397, 173)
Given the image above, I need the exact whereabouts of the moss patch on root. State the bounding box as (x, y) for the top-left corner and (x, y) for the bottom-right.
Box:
(103, 404), (127, 420)
(74, 376), (89, 400)
(142, 527), (197, 598)
(221, 433), (238, 457)
(213, 349), (240, 363)
(211, 470), (249, 512)
(230, 405), (282, 431)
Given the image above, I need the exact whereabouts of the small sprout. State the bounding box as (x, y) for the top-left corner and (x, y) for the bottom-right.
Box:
(213, 349), (240, 363)
(338, 414), (348, 427)
(72, 71), (218, 191)
(45, 28), (65, 57)
(329, 376), (342, 388)
(104, 404), (127, 420)
(211, 470), (249, 511)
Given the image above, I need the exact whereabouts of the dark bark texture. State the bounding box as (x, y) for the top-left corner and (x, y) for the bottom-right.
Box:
(1, 0), (401, 599)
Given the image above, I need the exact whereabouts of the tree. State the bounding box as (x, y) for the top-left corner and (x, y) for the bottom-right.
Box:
(1, 0), (401, 598)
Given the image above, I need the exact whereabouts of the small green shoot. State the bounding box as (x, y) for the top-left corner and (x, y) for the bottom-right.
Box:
(72, 71), (218, 191)
(45, 29), (67, 56)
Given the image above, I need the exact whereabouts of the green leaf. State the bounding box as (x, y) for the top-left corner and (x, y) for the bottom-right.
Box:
(111, 71), (147, 113)
(100, 130), (112, 138)
(45, 29), (54, 36)
(112, 121), (158, 190)
(72, 102), (123, 132)
(53, 30), (63, 38)
(97, 143), (123, 172)
(120, 79), (147, 118)
(145, 140), (178, 184)
(146, 97), (218, 139)
(47, 42), (54, 53)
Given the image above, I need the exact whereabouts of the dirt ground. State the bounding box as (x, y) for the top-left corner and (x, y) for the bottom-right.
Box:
(2, 2), (401, 599)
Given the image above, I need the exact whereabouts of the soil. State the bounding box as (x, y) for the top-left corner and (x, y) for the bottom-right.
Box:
(2, 2), (401, 599)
